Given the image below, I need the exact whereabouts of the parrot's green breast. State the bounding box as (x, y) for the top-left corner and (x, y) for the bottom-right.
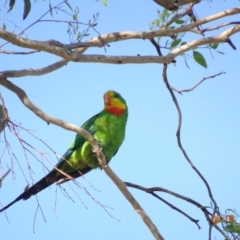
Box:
(65, 109), (128, 171)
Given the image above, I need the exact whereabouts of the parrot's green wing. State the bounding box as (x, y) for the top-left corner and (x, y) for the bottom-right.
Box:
(55, 113), (100, 183)
(60, 113), (99, 161)
(66, 113), (99, 153)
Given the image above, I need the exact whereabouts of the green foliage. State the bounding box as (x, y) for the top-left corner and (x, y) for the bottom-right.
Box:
(8, 0), (15, 12)
(162, 8), (169, 20)
(0, 105), (8, 134)
(211, 209), (240, 238)
(174, 19), (185, 24)
(65, 1), (73, 11)
(49, 2), (53, 17)
(3, 0), (101, 44)
(6, 0), (31, 20)
(23, 0), (31, 20)
(149, 8), (187, 50)
(209, 43), (218, 49)
(149, 8), (225, 68)
(101, 0), (108, 6)
(224, 222), (240, 235)
(193, 51), (207, 68)
(171, 39), (181, 47)
(65, 4), (100, 43)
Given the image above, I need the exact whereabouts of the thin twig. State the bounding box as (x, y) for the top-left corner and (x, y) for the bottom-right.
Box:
(151, 192), (201, 229)
(171, 71), (226, 94)
(161, 63), (219, 213)
(0, 49), (40, 55)
(201, 21), (240, 33)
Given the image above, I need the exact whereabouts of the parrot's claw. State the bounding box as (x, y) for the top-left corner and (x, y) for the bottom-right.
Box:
(91, 141), (102, 156)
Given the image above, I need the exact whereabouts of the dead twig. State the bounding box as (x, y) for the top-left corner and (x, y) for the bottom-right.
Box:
(171, 71), (226, 94)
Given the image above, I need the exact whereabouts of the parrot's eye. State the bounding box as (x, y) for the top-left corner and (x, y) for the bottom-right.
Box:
(115, 93), (119, 98)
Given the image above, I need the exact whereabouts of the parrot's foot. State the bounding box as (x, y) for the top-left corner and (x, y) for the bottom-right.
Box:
(91, 140), (103, 156)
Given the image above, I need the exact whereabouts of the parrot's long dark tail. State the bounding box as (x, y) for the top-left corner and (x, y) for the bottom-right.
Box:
(0, 170), (57, 212)
(0, 164), (93, 212)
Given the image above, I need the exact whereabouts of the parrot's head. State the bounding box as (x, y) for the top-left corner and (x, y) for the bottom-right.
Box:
(104, 91), (127, 116)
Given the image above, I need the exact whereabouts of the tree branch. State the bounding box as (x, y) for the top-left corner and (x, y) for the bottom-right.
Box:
(125, 182), (230, 240)
(59, 54), (174, 64)
(171, 71), (226, 94)
(0, 77), (164, 240)
(0, 7), (239, 80)
(0, 7), (239, 59)
(201, 21), (240, 33)
(0, 24), (239, 79)
(0, 59), (68, 78)
(0, 49), (40, 54)
(161, 63), (219, 214)
(162, 2), (195, 28)
(168, 25), (240, 57)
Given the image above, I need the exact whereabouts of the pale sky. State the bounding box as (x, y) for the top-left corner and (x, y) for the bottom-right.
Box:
(0, 1), (240, 239)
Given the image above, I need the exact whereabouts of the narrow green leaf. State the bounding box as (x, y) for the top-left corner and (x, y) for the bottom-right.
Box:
(184, 57), (190, 69)
(8, 0), (15, 12)
(3, 22), (6, 30)
(0, 105), (8, 134)
(101, 0), (108, 6)
(152, 19), (160, 26)
(180, 42), (187, 46)
(193, 51), (207, 68)
(162, 9), (168, 19)
(210, 43), (218, 49)
(73, 14), (77, 20)
(65, 1), (73, 12)
(171, 39), (181, 48)
(49, 3), (53, 17)
(174, 19), (184, 24)
(224, 223), (240, 234)
(76, 33), (81, 39)
(23, 0), (31, 20)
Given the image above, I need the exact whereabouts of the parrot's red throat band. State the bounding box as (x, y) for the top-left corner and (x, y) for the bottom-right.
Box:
(105, 107), (126, 116)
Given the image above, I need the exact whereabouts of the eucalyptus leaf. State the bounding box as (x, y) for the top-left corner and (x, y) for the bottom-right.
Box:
(193, 51), (207, 68)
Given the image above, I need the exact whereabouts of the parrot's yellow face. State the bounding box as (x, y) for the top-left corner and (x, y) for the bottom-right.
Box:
(104, 91), (127, 116)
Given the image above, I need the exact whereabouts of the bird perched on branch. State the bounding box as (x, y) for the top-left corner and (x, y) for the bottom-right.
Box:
(0, 90), (128, 212)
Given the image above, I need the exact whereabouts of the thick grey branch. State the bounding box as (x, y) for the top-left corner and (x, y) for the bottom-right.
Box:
(0, 31), (88, 61)
(68, 55), (174, 64)
(0, 55), (173, 78)
(0, 78), (164, 240)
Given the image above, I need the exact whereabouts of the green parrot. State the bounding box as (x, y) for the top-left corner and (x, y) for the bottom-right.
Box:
(0, 90), (128, 212)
